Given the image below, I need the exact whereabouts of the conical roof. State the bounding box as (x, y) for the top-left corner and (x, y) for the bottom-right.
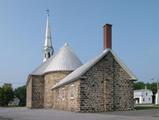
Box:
(44, 43), (82, 73)
(31, 43), (82, 75)
(31, 56), (54, 75)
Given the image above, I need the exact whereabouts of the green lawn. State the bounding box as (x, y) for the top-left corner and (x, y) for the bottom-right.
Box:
(135, 105), (159, 110)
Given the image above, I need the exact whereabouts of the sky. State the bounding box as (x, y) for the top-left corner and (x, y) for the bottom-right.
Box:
(0, 0), (159, 88)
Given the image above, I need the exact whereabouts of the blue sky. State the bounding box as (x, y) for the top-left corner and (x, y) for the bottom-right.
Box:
(0, 0), (159, 87)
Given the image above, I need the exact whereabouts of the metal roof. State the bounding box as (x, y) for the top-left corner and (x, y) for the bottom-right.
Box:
(30, 43), (82, 75)
(31, 56), (54, 75)
(134, 89), (153, 93)
(44, 12), (52, 48)
(52, 49), (137, 89)
(44, 43), (82, 73)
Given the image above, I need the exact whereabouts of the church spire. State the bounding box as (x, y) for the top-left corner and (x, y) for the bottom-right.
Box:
(43, 9), (54, 62)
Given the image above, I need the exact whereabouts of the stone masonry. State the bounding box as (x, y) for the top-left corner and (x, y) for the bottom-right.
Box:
(44, 71), (71, 108)
(52, 51), (134, 112)
(27, 71), (71, 109)
(27, 75), (44, 108)
(53, 80), (80, 112)
(80, 52), (134, 112)
(26, 76), (32, 108)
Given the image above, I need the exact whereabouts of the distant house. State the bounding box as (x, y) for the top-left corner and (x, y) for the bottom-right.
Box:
(8, 97), (20, 106)
(134, 87), (153, 104)
(155, 91), (159, 105)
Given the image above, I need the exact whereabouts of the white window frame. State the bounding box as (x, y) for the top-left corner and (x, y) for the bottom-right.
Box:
(61, 88), (65, 100)
(70, 84), (75, 99)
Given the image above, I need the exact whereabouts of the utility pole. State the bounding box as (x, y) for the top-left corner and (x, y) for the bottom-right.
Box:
(157, 80), (159, 91)
(156, 80), (159, 104)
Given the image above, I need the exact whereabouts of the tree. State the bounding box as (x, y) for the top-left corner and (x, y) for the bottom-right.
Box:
(134, 81), (145, 90)
(134, 81), (157, 93)
(2, 83), (14, 106)
(145, 82), (157, 93)
(0, 87), (3, 106)
(14, 85), (26, 106)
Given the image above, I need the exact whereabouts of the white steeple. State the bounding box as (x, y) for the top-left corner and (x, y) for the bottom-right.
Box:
(43, 9), (54, 62)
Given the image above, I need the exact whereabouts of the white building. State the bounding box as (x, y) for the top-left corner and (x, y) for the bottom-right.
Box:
(8, 97), (20, 106)
(155, 92), (159, 105)
(134, 88), (153, 104)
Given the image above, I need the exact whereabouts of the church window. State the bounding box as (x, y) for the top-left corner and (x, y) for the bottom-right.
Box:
(70, 84), (75, 99)
(91, 81), (99, 93)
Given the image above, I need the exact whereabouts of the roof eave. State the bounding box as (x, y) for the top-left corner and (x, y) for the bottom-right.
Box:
(110, 50), (138, 80)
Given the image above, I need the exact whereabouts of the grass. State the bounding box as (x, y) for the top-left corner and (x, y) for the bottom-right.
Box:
(135, 105), (159, 110)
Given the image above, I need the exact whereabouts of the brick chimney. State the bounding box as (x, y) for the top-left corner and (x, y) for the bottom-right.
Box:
(103, 24), (112, 50)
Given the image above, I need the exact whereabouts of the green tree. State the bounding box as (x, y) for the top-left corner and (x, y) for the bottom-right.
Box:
(0, 87), (3, 106)
(134, 81), (157, 93)
(2, 83), (14, 106)
(134, 81), (145, 90)
(146, 82), (157, 93)
(14, 85), (26, 106)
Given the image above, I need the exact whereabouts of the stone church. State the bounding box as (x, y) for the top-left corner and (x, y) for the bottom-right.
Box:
(26, 13), (137, 112)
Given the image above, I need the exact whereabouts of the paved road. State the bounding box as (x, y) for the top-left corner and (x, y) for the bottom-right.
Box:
(0, 107), (159, 120)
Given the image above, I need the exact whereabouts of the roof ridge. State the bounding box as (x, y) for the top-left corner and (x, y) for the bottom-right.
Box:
(31, 43), (82, 75)
(52, 49), (137, 89)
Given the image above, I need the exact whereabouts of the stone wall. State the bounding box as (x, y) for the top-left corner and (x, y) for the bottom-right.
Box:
(26, 76), (32, 108)
(80, 52), (134, 112)
(113, 60), (134, 111)
(53, 80), (80, 112)
(31, 75), (44, 108)
(26, 75), (44, 108)
(44, 71), (71, 108)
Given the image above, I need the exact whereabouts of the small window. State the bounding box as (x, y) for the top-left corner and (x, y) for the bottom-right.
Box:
(143, 98), (145, 101)
(146, 93), (148, 96)
(48, 52), (50, 58)
(61, 88), (65, 100)
(70, 84), (75, 99)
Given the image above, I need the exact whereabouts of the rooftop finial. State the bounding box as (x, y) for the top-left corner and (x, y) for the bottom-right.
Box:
(64, 42), (68, 46)
(46, 9), (50, 16)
